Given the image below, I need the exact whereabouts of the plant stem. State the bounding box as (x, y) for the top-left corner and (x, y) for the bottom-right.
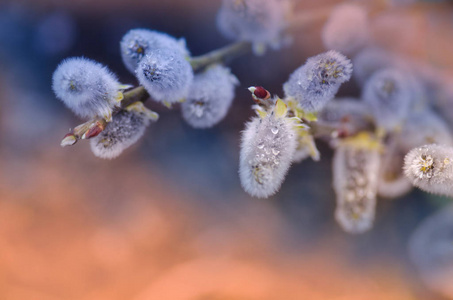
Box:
(189, 41), (252, 71)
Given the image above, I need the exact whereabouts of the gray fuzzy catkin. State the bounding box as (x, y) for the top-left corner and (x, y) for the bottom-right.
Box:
(409, 204), (453, 299)
(52, 57), (122, 120)
(216, 0), (287, 46)
(90, 110), (150, 159)
(362, 68), (413, 131)
(283, 50), (353, 113)
(120, 28), (189, 74)
(333, 143), (380, 234)
(181, 65), (239, 128)
(404, 144), (453, 197)
(136, 48), (194, 104)
(239, 102), (297, 198)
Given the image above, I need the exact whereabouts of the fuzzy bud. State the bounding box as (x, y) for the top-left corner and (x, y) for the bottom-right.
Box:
(362, 68), (413, 131)
(239, 99), (297, 198)
(321, 4), (370, 55)
(409, 205), (453, 299)
(333, 134), (380, 234)
(404, 144), (453, 197)
(216, 0), (288, 48)
(136, 49), (194, 105)
(248, 86), (270, 103)
(181, 65), (238, 128)
(52, 57), (124, 120)
(283, 50), (353, 112)
(90, 109), (151, 159)
(120, 28), (189, 74)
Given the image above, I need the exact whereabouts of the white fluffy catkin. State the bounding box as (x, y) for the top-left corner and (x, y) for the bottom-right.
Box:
(52, 57), (123, 120)
(181, 65), (239, 128)
(409, 204), (453, 299)
(239, 100), (297, 198)
(333, 137), (380, 234)
(404, 144), (453, 197)
(90, 109), (150, 159)
(216, 0), (287, 47)
(283, 50), (353, 113)
(120, 28), (189, 74)
(136, 48), (194, 105)
(362, 68), (413, 131)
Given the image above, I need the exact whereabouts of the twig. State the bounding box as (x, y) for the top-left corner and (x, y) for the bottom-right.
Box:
(190, 41), (252, 71)
(61, 2), (386, 147)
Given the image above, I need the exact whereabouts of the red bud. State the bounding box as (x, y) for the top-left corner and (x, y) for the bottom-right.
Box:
(253, 86), (270, 100)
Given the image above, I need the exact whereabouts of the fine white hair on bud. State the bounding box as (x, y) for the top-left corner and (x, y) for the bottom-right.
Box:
(52, 57), (124, 121)
(283, 50), (353, 113)
(332, 134), (380, 234)
(120, 28), (189, 74)
(362, 68), (413, 131)
(398, 110), (453, 153)
(321, 4), (370, 55)
(216, 0), (288, 49)
(404, 144), (453, 197)
(136, 48), (194, 105)
(181, 65), (239, 128)
(239, 99), (297, 198)
(409, 205), (453, 299)
(90, 108), (151, 159)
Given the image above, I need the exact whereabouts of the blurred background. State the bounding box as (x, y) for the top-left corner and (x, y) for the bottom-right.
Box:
(1, 0), (453, 299)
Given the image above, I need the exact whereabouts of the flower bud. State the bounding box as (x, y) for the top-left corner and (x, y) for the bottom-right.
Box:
(181, 65), (238, 128)
(404, 144), (453, 197)
(52, 57), (126, 121)
(90, 108), (152, 159)
(409, 205), (453, 299)
(362, 68), (413, 131)
(216, 0), (288, 50)
(333, 133), (380, 233)
(120, 28), (189, 74)
(283, 50), (353, 112)
(239, 99), (297, 198)
(136, 49), (194, 105)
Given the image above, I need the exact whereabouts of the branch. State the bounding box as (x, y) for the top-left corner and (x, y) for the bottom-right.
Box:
(60, 2), (382, 147)
(61, 42), (254, 147)
(60, 86), (150, 147)
(190, 41), (252, 71)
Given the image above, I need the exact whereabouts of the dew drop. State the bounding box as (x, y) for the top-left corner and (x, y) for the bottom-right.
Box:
(271, 126), (279, 135)
(272, 148), (280, 156)
(257, 142), (264, 149)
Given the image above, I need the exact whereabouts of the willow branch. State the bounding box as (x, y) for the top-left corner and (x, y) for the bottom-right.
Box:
(61, 86), (150, 146)
(190, 41), (252, 71)
(61, 2), (383, 147)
